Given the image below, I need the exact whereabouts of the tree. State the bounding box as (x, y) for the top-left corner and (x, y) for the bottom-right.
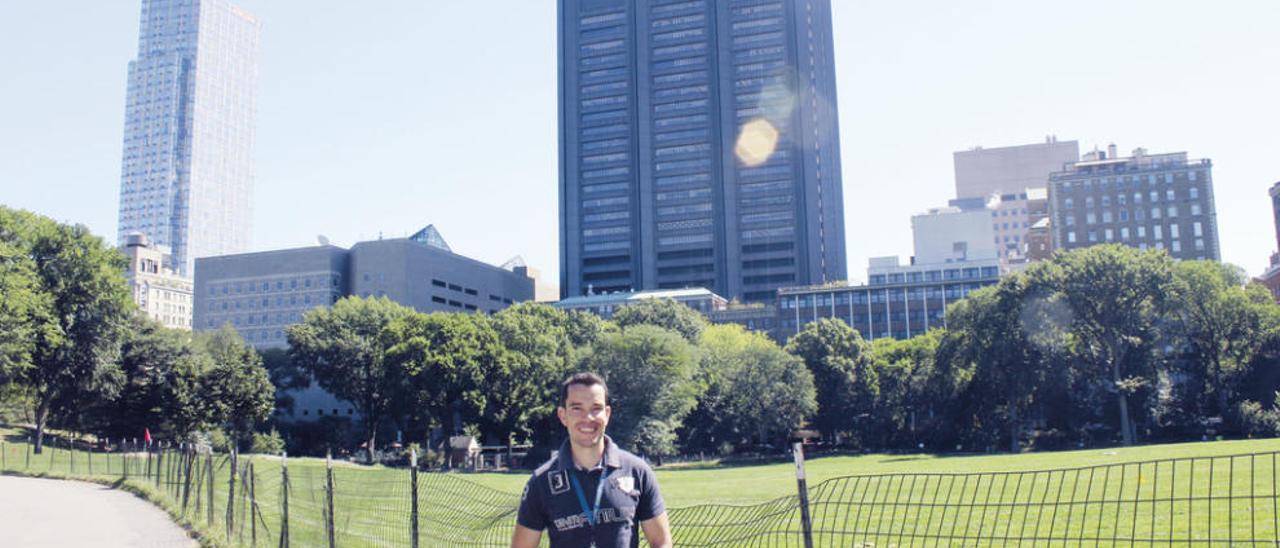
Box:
(198, 327), (275, 449)
(489, 303), (575, 446)
(0, 235), (46, 385)
(100, 315), (206, 440)
(581, 325), (701, 456)
(288, 296), (415, 462)
(1169, 261), (1279, 428)
(611, 298), (708, 343)
(383, 312), (506, 442)
(1055, 245), (1174, 445)
(0, 207), (131, 453)
(935, 266), (1064, 452)
(785, 319), (878, 444)
(684, 324), (815, 452)
(868, 330), (945, 449)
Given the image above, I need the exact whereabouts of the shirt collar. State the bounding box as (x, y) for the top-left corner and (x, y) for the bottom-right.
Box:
(557, 435), (622, 471)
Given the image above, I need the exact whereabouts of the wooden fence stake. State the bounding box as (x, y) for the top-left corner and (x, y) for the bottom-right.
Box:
(411, 448), (420, 548)
(227, 449), (237, 539)
(279, 451), (290, 548)
(325, 451), (336, 548)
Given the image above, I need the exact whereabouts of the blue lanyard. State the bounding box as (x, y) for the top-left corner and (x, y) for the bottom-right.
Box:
(568, 467), (612, 527)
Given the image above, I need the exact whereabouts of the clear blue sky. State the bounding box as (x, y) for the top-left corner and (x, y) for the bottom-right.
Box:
(1, 1), (1277, 281)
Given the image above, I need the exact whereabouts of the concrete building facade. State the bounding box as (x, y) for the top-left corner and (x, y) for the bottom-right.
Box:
(711, 205), (1002, 342)
(953, 139), (1079, 262)
(121, 232), (193, 330)
(773, 262), (1000, 341)
(559, 0), (848, 303)
(194, 231), (535, 420)
(910, 207), (999, 265)
(1048, 148), (1221, 261)
(117, 0), (260, 276)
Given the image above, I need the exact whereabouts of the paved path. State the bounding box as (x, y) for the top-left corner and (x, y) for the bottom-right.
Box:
(0, 475), (195, 547)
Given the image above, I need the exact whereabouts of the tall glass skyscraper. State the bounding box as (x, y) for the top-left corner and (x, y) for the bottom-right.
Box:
(559, 0), (847, 302)
(117, 0), (260, 276)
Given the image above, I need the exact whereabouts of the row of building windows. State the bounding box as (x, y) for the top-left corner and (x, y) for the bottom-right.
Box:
(212, 291), (339, 311)
(1064, 203), (1204, 226)
(208, 275), (338, 296)
(781, 284), (991, 309)
(1065, 224), (1207, 244)
(868, 266), (1000, 285)
(1063, 187), (1200, 209)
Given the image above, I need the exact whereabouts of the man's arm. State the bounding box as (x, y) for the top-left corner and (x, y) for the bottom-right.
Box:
(510, 524), (542, 548)
(640, 512), (672, 548)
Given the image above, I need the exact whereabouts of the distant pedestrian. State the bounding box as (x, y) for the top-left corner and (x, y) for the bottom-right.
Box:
(511, 372), (672, 548)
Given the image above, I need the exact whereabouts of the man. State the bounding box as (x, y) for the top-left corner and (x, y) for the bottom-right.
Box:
(512, 372), (673, 548)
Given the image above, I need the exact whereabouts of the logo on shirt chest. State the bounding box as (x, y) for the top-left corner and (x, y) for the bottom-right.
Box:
(614, 476), (635, 495)
(548, 470), (569, 495)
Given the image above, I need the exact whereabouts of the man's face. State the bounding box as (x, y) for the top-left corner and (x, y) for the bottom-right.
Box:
(557, 383), (611, 450)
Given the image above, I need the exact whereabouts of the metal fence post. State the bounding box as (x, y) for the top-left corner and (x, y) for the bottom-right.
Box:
(280, 451), (290, 548)
(2, 440), (6, 471)
(793, 441), (815, 548)
(228, 448), (237, 540)
(26, 436), (32, 469)
(411, 448), (420, 548)
(122, 441), (128, 481)
(325, 451), (336, 548)
(155, 445), (162, 489)
(68, 438), (74, 475)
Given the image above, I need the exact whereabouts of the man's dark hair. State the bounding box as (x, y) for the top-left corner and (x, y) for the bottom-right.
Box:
(559, 372), (608, 407)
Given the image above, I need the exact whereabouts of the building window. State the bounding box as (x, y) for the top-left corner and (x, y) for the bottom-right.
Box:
(1193, 222), (1203, 237)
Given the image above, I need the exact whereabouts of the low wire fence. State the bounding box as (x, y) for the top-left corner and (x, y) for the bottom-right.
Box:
(2, 435), (1279, 546)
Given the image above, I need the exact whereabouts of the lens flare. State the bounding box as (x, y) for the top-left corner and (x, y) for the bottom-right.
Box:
(735, 118), (779, 167)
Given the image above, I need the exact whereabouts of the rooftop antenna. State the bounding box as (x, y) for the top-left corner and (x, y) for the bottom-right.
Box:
(317, 235), (330, 246)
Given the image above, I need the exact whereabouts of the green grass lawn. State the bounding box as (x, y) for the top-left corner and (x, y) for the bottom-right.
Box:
(4, 428), (1280, 547)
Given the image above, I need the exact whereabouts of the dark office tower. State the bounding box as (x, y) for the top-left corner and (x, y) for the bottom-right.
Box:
(559, 0), (847, 302)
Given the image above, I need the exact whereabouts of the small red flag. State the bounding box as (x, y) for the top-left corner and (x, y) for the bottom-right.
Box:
(144, 428), (152, 446)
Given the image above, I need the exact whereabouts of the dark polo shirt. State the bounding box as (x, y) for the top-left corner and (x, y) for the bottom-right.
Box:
(517, 436), (665, 547)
